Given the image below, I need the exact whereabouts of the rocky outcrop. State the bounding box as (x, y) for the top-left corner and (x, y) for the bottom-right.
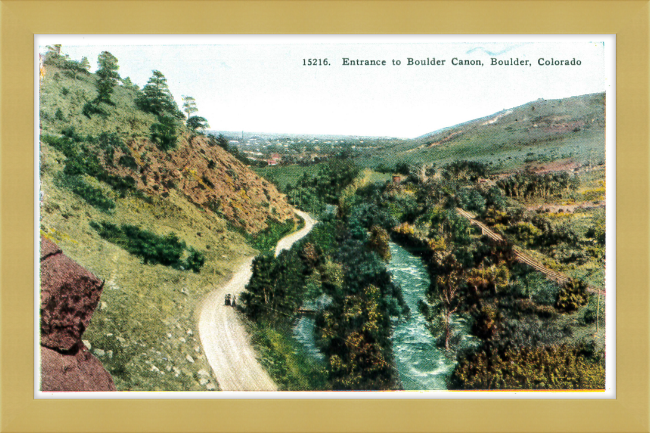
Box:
(104, 134), (297, 234)
(40, 237), (116, 391)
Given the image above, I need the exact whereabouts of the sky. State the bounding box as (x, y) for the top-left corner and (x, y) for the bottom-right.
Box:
(37, 35), (612, 138)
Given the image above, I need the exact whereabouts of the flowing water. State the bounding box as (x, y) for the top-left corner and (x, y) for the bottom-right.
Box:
(293, 316), (325, 362)
(291, 242), (461, 390)
(387, 241), (457, 390)
(292, 295), (331, 363)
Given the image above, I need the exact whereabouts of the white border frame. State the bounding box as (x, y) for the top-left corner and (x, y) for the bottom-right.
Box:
(34, 34), (616, 399)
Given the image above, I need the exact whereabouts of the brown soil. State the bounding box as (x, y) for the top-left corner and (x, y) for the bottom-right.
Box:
(98, 134), (296, 234)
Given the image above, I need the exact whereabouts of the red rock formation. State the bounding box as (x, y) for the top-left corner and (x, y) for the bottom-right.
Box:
(40, 237), (116, 391)
(41, 345), (116, 392)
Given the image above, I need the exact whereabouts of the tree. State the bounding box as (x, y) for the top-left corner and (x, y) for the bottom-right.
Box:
(186, 115), (209, 131)
(211, 134), (229, 151)
(368, 225), (391, 261)
(46, 44), (62, 56)
(95, 51), (120, 104)
(429, 256), (463, 350)
(151, 115), (180, 151)
(182, 95), (198, 119)
(79, 57), (91, 72)
(136, 70), (183, 118)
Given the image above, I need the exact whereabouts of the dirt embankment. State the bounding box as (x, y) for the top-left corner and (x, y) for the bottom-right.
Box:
(102, 134), (296, 233)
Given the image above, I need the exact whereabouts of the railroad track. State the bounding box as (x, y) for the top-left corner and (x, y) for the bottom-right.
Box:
(455, 208), (604, 296)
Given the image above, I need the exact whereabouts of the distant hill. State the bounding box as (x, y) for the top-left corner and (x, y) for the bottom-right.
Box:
(356, 93), (606, 173)
(209, 130), (400, 141)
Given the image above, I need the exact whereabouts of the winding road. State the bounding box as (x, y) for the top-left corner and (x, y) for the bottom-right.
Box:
(198, 210), (316, 391)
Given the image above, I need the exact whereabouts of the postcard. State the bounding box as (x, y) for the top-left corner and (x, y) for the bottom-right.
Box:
(36, 35), (614, 398)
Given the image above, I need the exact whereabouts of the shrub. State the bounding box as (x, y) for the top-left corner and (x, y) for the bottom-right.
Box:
(249, 218), (296, 252)
(90, 221), (205, 272)
(367, 225), (391, 261)
(82, 101), (107, 118)
(449, 344), (605, 390)
(65, 176), (115, 212)
(118, 155), (138, 170)
(150, 115), (179, 151)
(556, 279), (589, 312)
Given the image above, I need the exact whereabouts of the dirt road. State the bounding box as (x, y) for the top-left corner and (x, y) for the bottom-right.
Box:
(198, 210), (316, 391)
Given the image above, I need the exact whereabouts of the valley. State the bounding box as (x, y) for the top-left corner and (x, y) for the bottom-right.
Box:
(39, 44), (607, 392)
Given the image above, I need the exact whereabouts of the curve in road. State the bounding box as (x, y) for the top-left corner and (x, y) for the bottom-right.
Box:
(198, 210), (316, 391)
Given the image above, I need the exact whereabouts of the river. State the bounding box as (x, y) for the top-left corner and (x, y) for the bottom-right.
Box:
(387, 241), (456, 390)
(291, 240), (461, 390)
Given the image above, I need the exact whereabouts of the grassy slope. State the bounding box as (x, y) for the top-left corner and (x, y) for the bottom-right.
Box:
(356, 93), (605, 172)
(39, 63), (289, 390)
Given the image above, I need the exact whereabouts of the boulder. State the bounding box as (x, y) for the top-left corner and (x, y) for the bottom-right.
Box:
(40, 344), (116, 392)
(40, 237), (104, 351)
(40, 237), (116, 391)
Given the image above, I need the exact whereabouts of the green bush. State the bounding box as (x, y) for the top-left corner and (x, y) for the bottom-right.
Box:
(118, 155), (138, 170)
(90, 221), (205, 272)
(66, 176), (115, 212)
(249, 218), (297, 252)
(449, 344), (604, 390)
(151, 116), (179, 151)
(556, 279), (589, 312)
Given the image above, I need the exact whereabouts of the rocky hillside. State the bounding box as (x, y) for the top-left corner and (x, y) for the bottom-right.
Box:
(38, 48), (298, 391)
(39, 61), (295, 233)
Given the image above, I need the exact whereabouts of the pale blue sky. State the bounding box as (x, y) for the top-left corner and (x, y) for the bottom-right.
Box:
(38, 35), (611, 138)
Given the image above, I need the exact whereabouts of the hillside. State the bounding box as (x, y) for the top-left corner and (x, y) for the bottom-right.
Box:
(356, 93), (605, 173)
(39, 50), (297, 391)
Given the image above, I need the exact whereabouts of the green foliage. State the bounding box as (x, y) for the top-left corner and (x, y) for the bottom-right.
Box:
(241, 250), (307, 323)
(95, 51), (120, 105)
(82, 101), (107, 118)
(556, 279), (589, 312)
(449, 344), (604, 390)
(507, 222), (543, 247)
(186, 115), (209, 131)
(150, 115), (180, 151)
(43, 45), (90, 78)
(320, 284), (398, 390)
(42, 130), (138, 197)
(456, 188), (486, 214)
(509, 271), (559, 306)
(285, 160), (361, 213)
(65, 176), (116, 212)
(118, 155), (138, 170)
(368, 225), (391, 261)
(250, 322), (328, 390)
(586, 215), (606, 247)
(374, 161), (410, 175)
(182, 95), (198, 119)
(90, 221), (205, 272)
(497, 170), (579, 200)
(242, 209), (404, 390)
(442, 160), (489, 183)
(248, 218), (297, 253)
(136, 70), (183, 118)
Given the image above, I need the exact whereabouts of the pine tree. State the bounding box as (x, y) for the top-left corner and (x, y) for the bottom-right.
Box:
(182, 95), (198, 119)
(136, 70), (183, 118)
(95, 51), (120, 104)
